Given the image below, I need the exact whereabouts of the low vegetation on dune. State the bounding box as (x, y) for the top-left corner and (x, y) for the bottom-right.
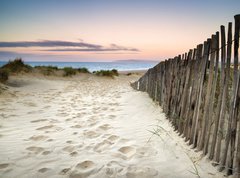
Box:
(63, 67), (77, 76)
(35, 65), (59, 70)
(0, 68), (9, 83)
(1, 58), (32, 73)
(93, 69), (119, 77)
(0, 58), (32, 83)
(35, 65), (59, 76)
(0, 58), (123, 83)
(77, 67), (90, 73)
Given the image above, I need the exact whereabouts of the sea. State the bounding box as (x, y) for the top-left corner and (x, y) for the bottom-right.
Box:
(0, 61), (158, 72)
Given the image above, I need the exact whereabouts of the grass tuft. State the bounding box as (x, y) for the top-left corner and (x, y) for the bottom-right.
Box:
(35, 65), (59, 76)
(0, 68), (9, 83)
(94, 69), (119, 77)
(63, 67), (76, 76)
(77, 67), (90, 73)
(1, 58), (32, 73)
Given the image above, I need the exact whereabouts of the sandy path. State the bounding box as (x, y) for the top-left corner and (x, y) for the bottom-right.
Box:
(0, 74), (224, 178)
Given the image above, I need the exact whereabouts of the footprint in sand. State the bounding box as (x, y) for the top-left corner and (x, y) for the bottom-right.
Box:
(76, 160), (95, 170)
(102, 107), (108, 111)
(118, 138), (130, 144)
(70, 151), (78, 157)
(47, 138), (54, 142)
(38, 167), (50, 173)
(83, 131), (100, 139)
(70, 161), (99, 178)
(56, 113), (69, 117)
(43, 105), (51, 109)
(105, 166), (124, 176)
(126, 166), (158, 177)
(49, 119), (60, 123)
(94, 140), (112, 153)
(26, 146), (44, 154)
(76, 113), (83, 117)
(118, 146), (136, 158)
(36, 125), (54, 130)
(31, 119), (47, 123)
(29, 135), (48, 141)
(88, 121), (98, 127)
(108, 115), (116, 119)
(65, 118), (72, 122)
(98, 124), (112, 131)
(42, 151), (51, 155)
(62, 146), (75, 153)
(136, 147), (158, 157)
(107, 135), (119, 142)
(66, 140), (73, 144)
(0, 163), (9, 169)
(59, 168), (71, 175)
(71, 124), (82, 128)
(25, 102), (37, 107)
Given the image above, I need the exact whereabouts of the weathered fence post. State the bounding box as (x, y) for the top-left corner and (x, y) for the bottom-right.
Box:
(209, 25), (226, 160)
(233, 14), (240, 178)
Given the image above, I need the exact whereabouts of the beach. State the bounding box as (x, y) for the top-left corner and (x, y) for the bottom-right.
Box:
(0, 72), (225, 178)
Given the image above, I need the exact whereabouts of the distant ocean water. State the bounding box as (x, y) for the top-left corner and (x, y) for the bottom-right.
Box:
(0, 61), (158, 72)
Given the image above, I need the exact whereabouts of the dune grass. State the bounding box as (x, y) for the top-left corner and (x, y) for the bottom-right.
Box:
(63, 67), (76, 76)
(77, 67), (90, 73)
(93, 69), (119, 77)
(0, 58), (122, 80)
(0, 68), (9, 83)
(1, 58), (32, 73)
(35, 65), (59, 76)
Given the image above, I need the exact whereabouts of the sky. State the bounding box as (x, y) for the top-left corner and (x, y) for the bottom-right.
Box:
(0, 0), (239, 62)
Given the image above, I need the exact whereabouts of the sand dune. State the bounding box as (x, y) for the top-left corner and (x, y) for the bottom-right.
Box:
(0, 73), (225, 178)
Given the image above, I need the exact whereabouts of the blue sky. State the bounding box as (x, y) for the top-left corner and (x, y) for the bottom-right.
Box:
(0, 0), (239, 61)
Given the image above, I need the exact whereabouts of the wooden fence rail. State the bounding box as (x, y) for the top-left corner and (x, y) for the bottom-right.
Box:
(131, 14), (240, 177)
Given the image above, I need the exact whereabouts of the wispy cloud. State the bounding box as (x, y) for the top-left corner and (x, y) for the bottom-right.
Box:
(0, 40), (101, 48)
(0, 40), (139, 52)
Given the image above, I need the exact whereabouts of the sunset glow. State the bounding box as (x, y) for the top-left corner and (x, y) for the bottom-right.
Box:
(0, 0), (239, 62)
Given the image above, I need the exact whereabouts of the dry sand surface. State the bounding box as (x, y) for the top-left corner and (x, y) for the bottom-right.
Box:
(0, 73), (226, 178)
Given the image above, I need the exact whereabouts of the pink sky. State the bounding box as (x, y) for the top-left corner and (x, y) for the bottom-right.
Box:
(0, 0), (239, 62)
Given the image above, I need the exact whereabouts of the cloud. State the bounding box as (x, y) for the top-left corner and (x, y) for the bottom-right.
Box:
(0, 40), (139, 52)
(0, 40), (101, 48)
(0, 51), (19, 56)
(43, 47), (139, 52)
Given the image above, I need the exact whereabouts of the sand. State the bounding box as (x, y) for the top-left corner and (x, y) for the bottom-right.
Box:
(0, 73), (226, 178)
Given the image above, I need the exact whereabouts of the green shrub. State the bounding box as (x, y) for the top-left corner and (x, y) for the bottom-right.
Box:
(1, 58), (32, 73)
(35, 65), (59, 76)
(94, 69), (119, 77)
(77, 67), (90, 73)
(35, 65), (59, 70)
(0, 68), (9, 83)
(63, 67), (76, 76)
(111, 69), (119, 76)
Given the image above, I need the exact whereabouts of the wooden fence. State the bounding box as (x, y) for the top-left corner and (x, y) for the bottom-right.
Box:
(131, 14), (240, 177)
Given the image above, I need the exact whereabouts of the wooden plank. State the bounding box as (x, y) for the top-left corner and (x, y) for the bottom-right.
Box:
(193, 39), (211, 147)
(220, 15), (239, 173)
(204, 32), (220, 155)
(189, 44), (203, 145)
(198, 35), (217, 151)
(209, 25), (226, 160)
(232, 14), (240, 177)
(184, 48), (197, 141)
(215, 22), (232, 164)
(179, 50), (193, 134)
